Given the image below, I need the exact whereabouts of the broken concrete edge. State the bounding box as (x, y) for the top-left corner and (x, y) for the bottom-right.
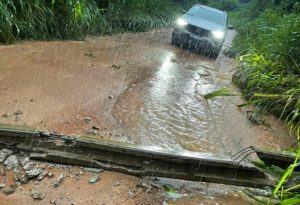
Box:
(0, 124), (274, 188)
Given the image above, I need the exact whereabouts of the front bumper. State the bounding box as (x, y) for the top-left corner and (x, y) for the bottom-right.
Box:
(172, 27), (224, 49)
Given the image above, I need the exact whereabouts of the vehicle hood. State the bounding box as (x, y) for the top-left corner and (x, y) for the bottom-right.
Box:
(183, 14), (224, 31)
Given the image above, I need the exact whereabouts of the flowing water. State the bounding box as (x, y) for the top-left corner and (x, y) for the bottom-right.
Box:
(0, 30), (295, 204)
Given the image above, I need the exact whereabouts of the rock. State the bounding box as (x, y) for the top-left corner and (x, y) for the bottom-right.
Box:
(83, 167), (103, 173)
(4, 155), (19, 169)
(111, 64), (121, 69)
(40, 129), (51, 137)
(92, 125), (100, 130)
(31, 188), (45, 200)
(50, 199), (56, 204)
(47, 172), (54, 178)
(37, 169), (48, 181)
(128, 191), (134, 198)
(14, 110), (23, 115)
(2, 185), (17, 195)
(2, 113), (11, 118)
(25, 167), (43, 178)
(53, 173), (64, 187)
(113, 180), (120, 187)
(0, 148), (13, 162)
(84, 117), (92, 123)
(108, 95), (113, 99)
(89, 174), (100, 184)
(0, 164), (6, 176)
(0, 183), (5, 188)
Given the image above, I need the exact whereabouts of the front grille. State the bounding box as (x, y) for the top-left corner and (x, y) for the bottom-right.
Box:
(185, 24), (210, 37)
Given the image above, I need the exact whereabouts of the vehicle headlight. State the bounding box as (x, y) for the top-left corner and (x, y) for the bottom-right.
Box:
(212, 30), (225, 39)
(176, 18), (188, 27)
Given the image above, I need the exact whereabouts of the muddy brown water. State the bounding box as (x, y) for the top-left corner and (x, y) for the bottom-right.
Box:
(0, 30), (295, 204)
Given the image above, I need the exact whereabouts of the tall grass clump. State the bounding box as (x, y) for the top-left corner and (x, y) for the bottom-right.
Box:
(232, 8), (300, 139)
(0, 0), (204, 43)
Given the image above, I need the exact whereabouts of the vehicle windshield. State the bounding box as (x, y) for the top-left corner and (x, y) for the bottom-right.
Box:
(187, 6), (225, 26)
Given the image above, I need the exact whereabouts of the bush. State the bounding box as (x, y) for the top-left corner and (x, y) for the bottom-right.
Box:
(232, 9), (300, 138)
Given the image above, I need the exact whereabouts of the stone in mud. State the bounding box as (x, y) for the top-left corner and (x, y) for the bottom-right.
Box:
(92, 125), (100, 130)
(14, 110), (23, 115)
(53, 173), (64, 187)
(89, 174), (100, 184)
(37, 169), (49, 181)
(25, 167), (43, 178)
(2, 184), (17, 195)
(113, 180), (120, 187)
(83, 167), (103, 173)
(84, 117), (92, 123)
(0, 148), (13, 162)
(4, 155), (19, 169)
(40, 129), (51, 137)
(0, 164), (6, 176)
(31, 188), (45, 200)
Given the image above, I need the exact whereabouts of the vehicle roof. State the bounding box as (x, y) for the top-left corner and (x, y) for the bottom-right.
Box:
(194, 4), (226, 16)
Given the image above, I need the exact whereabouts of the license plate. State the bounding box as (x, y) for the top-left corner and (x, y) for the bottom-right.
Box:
(190, 33), (201, 40)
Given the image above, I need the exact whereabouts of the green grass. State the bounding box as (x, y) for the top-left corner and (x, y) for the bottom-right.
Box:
(0, 0), (205, 43)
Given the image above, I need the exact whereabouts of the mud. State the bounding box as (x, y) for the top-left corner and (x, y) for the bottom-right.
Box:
(0, 29), (296, 204)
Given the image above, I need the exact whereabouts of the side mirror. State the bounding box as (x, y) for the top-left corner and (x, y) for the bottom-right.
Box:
(227, 25), (234, 30)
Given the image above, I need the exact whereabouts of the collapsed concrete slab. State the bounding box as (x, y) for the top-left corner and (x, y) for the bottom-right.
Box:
(0, 124), (273, 188)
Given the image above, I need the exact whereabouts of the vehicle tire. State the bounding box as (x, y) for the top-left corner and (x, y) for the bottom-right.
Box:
(210, 46), (222, 59)
(171, 31), (178, 45)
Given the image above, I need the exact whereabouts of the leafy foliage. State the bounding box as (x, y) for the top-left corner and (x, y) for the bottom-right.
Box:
(0, 0), (203, 43)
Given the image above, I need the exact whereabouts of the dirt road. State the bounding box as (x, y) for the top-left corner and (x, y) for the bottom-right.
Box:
(0, 30), (295, 204)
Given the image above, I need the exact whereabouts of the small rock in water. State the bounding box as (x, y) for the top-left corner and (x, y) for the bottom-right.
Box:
(83, 167), (103, 173)
(53, 173), (64, 187)
(4, 155), (19, 169)
(31, 188), (45, 200)
(0, 148), (13, 162)
(89, 174), (100, 184)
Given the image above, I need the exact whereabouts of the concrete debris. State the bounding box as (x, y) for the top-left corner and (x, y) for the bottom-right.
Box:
(31, 188), (45, 200)
(53, 173), (64, 187)
(0, 148), (13, 162)
(25, 167), (43, 178)
(89, 174), (100, 184)
(4, 155), (19, 169)
(2, 184), (17, 195)
(83, 167), (103, 173)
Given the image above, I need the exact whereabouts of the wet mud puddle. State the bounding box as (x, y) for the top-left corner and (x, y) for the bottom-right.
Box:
(0, 30), (295, 204)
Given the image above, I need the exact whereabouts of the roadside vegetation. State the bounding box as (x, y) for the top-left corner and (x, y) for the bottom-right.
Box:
(226, 0), (300, 204)
(0, 0), (205, 43)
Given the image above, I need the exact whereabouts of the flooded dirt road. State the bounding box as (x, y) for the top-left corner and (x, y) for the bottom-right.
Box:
(0, 30), (295, 204)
